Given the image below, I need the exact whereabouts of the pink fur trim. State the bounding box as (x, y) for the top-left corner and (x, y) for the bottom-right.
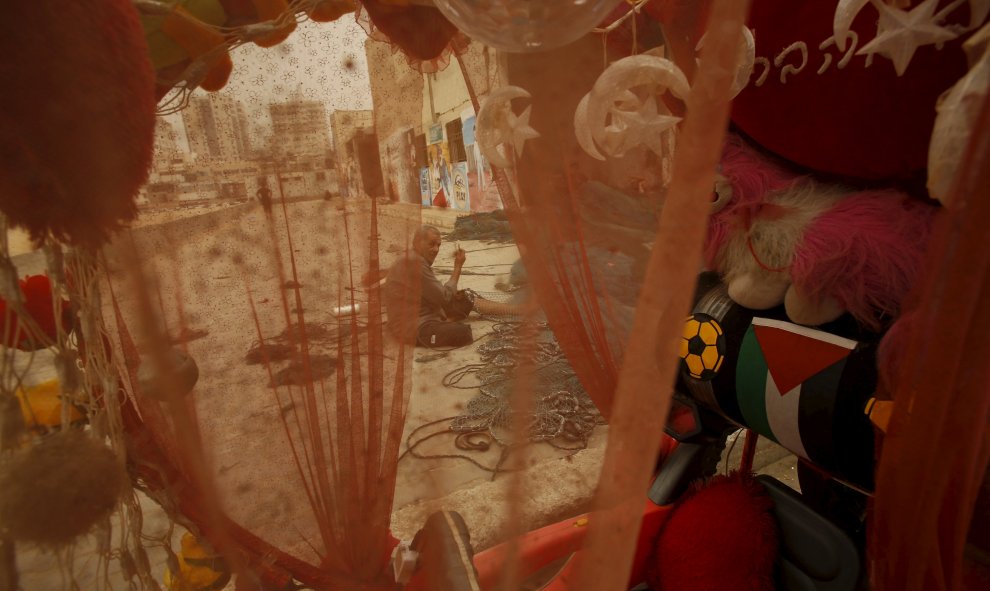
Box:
(791, 191), (936, 330)
(706, 137), (803, 268)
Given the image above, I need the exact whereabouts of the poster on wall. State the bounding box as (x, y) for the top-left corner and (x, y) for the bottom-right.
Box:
(420, 168), (432, 206)
(428, 142), (453, 208)
(428, 124), (443, 145)
(461, 116), (498, 212)
(452, 162), (470, 211)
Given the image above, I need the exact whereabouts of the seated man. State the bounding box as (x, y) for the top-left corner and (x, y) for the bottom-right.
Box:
(385, 225), (473, 348)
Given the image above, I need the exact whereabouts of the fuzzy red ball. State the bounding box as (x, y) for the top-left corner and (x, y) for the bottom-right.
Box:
(647, 473), (779, 591)
(0, 275), (72, 350)
(0, 0), (157, 247)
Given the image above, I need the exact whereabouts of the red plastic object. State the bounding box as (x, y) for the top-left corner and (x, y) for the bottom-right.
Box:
(467, 501), (671, 591)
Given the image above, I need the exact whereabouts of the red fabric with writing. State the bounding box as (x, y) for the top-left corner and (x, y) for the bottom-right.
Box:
(730, 0), (970, 183)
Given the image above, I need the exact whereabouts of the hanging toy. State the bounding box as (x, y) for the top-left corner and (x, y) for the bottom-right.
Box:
(476, 86), (540, 168)
(164, 531), (231, 591)
(148, 2), (234, 95)
(0, 275), (73, 351)
(0, 0), (156, 247)
(0, 430), (128, 547)
(928, 21), (990, 205)
(307, 0), (356, 22)
(574, 54), (689, 161)
(695, 24), (757, 99)
(705, 136), (937, 329)
(646, 473), (778, 591)
(15, 380), (86, 435)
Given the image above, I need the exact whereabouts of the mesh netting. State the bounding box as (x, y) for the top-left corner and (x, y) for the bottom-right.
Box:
(2, 2), (990, 591)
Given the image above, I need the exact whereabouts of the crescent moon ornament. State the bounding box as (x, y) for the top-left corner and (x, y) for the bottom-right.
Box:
(476, 86), (540, 169)
(928, 21), (990, 204)
(575, 90), (643, 161)
(575, 55), (689, 160)
(833, 0), (871, 51)
(696, 25), (756, 98)
(574, 94), (605, 161)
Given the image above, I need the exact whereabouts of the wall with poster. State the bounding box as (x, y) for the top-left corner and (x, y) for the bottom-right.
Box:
(427, 138), (454, 208)
(451, 162), (470, 210)
(460, 114), (499, 212)
(420, 168), (432, 206)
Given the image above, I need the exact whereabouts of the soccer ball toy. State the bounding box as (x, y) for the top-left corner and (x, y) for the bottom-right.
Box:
(679, 314), (727, 381)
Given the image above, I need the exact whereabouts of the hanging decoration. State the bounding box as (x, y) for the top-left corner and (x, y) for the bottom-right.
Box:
(0, 0), (156, 247)
(573, 54), (689, 160)
(432, 0), (624, 52)
(355, 0), (469, 73)
(855, 0), (959, 75)
(696, 25), (757, 98)
(475, 86), (541, 168)
(928, 21), (990, 204)
(833, 0), (990, 76)
(138, 0), (312, 105)
(728, 0), (980, 182)
(706, 136), (937, 329)
(142, 0), (474, 106)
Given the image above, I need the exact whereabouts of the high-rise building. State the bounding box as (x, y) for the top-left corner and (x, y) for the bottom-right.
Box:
(269, 96), (333, 159)
(152, 118), (183, 165)
(181, 93), (251, 161)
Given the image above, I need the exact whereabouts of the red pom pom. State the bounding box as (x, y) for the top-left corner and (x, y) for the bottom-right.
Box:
(0, 275), (71, 350)
(647, 473), (778, 591)
(0, 0), (157, 247)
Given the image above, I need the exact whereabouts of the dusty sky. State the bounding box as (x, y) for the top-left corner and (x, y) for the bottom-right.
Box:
(165, 16), (374, 150)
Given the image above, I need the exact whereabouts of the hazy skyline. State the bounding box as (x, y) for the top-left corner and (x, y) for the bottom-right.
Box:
(165, 16), (374, 153)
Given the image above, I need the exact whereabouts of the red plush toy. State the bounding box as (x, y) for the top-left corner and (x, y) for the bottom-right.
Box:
(0, 0), (157, 247)
(647, 473), (778, 591)
(0, 275), (73, 351)
(706, 136), (936, 329)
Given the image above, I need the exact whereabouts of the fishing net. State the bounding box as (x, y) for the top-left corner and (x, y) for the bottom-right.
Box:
(2, 1), (990, 591)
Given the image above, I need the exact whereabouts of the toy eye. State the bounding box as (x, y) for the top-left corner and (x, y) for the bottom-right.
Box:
(711, 179), (732, 214)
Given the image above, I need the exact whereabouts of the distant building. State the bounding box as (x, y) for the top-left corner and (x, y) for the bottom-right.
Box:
(364, 39), (503, 211)
(152, 118), (185, 167)
(145, 93), (337, 208)
(269, 98), (333, 160)
(181, 93), (251, 162)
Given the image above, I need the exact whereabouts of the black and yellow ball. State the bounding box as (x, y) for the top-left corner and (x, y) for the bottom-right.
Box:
(679, 314), (726, 381)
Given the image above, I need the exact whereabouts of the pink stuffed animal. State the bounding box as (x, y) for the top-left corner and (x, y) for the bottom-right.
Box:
(705, 136), (936, 329)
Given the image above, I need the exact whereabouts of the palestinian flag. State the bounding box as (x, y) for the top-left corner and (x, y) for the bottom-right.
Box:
(735, 317), (857, 463)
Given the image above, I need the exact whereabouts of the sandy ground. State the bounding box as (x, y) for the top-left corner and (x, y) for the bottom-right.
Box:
(96, 198), (605, 568)
(8, 199), (797, 588)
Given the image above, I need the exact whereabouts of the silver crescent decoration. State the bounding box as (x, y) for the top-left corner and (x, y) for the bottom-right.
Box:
(833, 0), (871, 51)
(696, 25), (756, 98)
(574, 90), (640, 161)
(476, 86), (540, 169)
(928, 21), (990, 204)
(574, 55), (689, 161)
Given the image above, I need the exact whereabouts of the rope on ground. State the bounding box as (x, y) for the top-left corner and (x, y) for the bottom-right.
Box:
(402, 318), (605, 479)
